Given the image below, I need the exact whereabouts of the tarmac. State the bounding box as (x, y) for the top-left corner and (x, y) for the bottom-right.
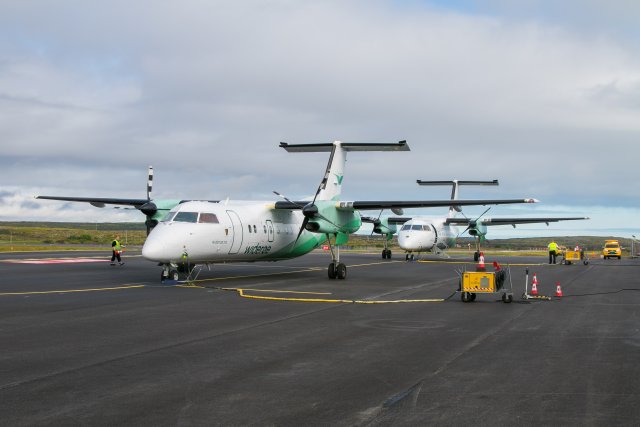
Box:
(1, 249), (639, 426)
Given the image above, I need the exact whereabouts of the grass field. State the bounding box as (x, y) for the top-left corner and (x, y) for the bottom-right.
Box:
(0, 222), (632, 256)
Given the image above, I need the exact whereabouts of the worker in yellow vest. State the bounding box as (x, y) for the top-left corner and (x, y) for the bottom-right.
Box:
(111, 235), (125, 266)
(548, 240), (559, 264)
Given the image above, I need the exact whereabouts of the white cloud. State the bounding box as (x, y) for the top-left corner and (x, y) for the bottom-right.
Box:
(0, 0), (639, 233)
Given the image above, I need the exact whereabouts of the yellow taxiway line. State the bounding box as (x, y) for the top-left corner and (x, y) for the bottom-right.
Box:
(417, 260), (547, 266)
(0, 284), (146, 296)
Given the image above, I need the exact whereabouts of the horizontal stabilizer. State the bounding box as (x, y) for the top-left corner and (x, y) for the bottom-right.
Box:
(416, 180), (499, 186)
(280, 140), (409, 152)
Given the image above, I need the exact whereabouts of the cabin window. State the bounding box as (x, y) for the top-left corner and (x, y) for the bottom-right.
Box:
(263, 225), (267, 234)
(401, 224), (411, 231)
(198, 213), (219, 223)
(173, 212), (198, 223)
(411, 225), (423, 230)
(253, 225), (257, 233)
(248, 224), (252, 233)
(161, 211), (177, 222)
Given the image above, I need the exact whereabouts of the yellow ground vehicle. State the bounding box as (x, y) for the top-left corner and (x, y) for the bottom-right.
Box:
(459, 268), (513, 303)
(603, 240), (622, 260)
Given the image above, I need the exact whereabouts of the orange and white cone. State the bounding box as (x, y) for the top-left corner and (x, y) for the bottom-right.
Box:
(531, 273), (539, 295)
(555, 282), (563, 297)
(477, 252), (486, 271)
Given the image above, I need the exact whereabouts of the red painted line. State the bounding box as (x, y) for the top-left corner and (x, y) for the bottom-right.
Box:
(3, 258), (110, 264)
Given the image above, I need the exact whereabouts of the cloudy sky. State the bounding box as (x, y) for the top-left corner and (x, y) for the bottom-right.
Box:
(1, 0), (639, 238)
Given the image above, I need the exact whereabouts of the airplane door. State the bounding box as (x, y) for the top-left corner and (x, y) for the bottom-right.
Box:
(226, 210), (244, 254)
(266, 220), (274, 242)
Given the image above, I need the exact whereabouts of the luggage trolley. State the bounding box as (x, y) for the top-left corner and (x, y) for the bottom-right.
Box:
(562, 249), (589, 265)
(458, 265), (513, 303)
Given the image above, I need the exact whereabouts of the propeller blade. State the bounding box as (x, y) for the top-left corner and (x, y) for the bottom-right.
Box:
(294, 217), (309, 245)
(147, 166), (153, 201)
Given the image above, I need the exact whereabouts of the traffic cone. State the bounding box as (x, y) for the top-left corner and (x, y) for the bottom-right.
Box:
(555, 282), (563, 297)
(477, 252), (486, 271)
(531, 273), (539, 295)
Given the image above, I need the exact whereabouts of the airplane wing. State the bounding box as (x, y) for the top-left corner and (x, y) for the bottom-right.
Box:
(337, 199), (538, 210)
(274, 198), (538, 211)
(445, 217), (589, 226)
(361, 216), (413, 224)
(36, 196), (150, 208)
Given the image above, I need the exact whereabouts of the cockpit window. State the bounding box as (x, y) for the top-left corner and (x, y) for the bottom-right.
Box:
(161, 211), (177, 222)
(173, 212), (198, 223)
(401, 224), (411, 231)
(411, 225), (423, 230)
(199, 213), (219, 223)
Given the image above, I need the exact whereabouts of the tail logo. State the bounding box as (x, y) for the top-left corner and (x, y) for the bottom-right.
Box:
(334, 174), (344, 185)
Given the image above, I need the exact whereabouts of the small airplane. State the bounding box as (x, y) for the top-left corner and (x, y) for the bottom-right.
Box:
(37, 167), (201, 234)
(364, 180), (589, 261)
(37, 141), (540, 281)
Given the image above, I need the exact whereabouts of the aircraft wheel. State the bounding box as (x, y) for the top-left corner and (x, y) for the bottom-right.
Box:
(502, 293), (513, 303)
(170, 270), (179, 281)
(405, 253), (409, 261)
(410, 254), (415, 261)
(473, 251), (479, 262)
(336, 263), (347, 280)
(461, 292), (472, 303)
(584, 260), (589, 265)
(387, 249), (392, 259)
(328, 262), (337, 279)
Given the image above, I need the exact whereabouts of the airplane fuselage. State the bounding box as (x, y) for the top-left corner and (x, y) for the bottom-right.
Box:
(397, 218), (458, 253)
(142, 201), (325, 264)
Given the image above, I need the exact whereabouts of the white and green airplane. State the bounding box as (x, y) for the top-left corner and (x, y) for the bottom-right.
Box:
(138, 141), (540, 281)
(363, 179), (588, 261)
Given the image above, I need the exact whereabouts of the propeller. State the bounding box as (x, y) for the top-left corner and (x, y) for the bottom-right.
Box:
(139, 166), (158, 235)
(457, 206), (491, 238)
(273, 189), (340, 245)
(369, 209), (384, 236)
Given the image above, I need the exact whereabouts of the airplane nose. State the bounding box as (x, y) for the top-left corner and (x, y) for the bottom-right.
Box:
(142, 237), (165, 262)
(142, 224), (173, 262)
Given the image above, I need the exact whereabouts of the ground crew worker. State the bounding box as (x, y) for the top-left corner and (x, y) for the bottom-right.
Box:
(548, 240), (559, 264)
(111, 235), (124, 266)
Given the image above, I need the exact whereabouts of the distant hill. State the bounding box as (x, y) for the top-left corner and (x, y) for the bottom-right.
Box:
(0, 222), (146, 231)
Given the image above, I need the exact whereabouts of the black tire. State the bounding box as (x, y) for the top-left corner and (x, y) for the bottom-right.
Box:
(470, 293), (477, 301)
(502, 294), (513, 303)
(461, 292), (472, 303)
(387, 250), (392, 259)
(584, 261), (589, 265)
(336, 263), (347, 280)
(618, 256), (622, 260)
(328, 262), (337, 279)
(382, 250), (386, 259)
(410, 254), (415, 261)
(473, 252), (479, 262)
(405, 253), (409, 261)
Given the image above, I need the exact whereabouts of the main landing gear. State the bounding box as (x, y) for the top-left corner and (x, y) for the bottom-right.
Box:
(326, 233), (347, 280)
(381, 234), (392, 259)
(405, 253), (415, 261)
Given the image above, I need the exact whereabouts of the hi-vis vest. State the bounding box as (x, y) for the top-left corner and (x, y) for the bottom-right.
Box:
(113, 240), (122, 251)
(548, 242), (558, 252)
